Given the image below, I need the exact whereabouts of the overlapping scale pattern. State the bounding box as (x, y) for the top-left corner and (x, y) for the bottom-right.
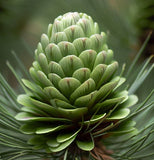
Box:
(16, 12), (138, 153)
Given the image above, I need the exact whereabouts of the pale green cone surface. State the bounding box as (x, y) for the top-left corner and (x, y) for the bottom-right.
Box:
(15, 12), (138, 153)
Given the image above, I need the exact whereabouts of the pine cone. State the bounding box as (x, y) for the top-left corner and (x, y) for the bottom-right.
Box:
(15, 12), (138, 156)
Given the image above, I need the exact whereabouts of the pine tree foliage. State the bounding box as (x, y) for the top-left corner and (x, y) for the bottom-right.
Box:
(0, 12), (153, 160)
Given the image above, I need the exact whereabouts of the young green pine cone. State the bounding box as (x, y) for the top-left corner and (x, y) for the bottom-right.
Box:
(15, 12), (138, 158)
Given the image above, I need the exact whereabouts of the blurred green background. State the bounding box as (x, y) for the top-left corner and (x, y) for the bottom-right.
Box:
(0, 0), (153, 100)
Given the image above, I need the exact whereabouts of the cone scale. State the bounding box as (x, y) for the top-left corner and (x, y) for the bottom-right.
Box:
(15, 12), (138, 159)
